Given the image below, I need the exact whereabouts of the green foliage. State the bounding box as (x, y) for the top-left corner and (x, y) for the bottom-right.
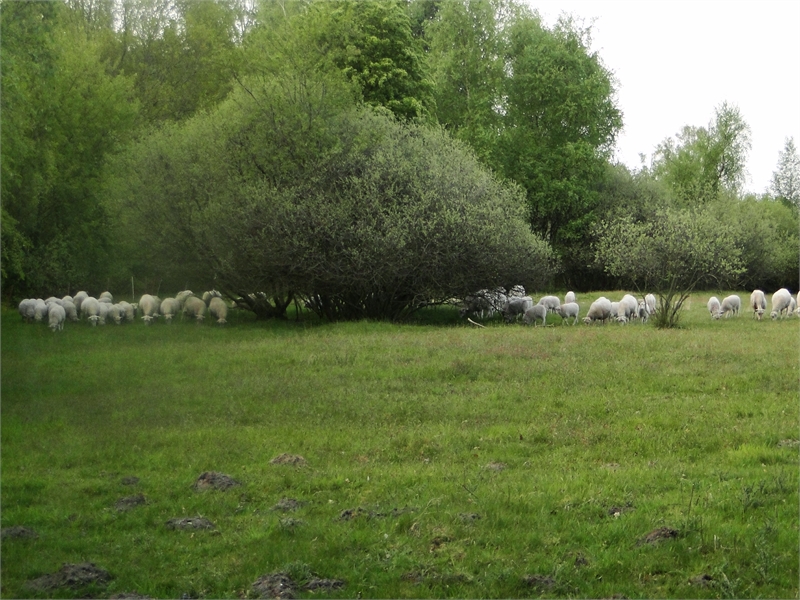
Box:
(594, 208), (744, 328)
(770, 137), (800, 210)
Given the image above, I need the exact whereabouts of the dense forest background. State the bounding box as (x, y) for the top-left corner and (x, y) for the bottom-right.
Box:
(2, 0), (798, 318)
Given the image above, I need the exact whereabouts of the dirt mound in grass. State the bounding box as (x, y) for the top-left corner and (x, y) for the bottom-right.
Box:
(252, 571), (345, 597)
(115, 494), (146, 512)
(338, 506), (415, 521)
(24, 562), (111, 593)
(523, 574), (556, 591)
(120, 476), (140, 486)
(485, 461), (507, 471)
(1, 525), (38, 540)
(637, 526), (679, 545)
(165, 517), (216, 530)
(271, 498), (307, 512)
(109, 593), (153, 599)
(304, 578), (345, 592)
(270, 453), (307, 466)
(193, 471), (242, 491)
(689, 573), (715, 587)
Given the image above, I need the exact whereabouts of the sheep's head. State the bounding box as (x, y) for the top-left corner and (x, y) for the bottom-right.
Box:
(583, 316), (592, 325)
(217, 318), (227, 325)
(142, 315), (153, 325)
(89, 315), (100, 326)
(770, 310), (779, 320)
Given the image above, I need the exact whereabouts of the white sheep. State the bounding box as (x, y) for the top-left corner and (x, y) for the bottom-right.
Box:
(707, 296), (721, 319)
(175, 290), (195, 308)
(183, 295), (207, 323)
(48, 303), (66, 331)
(45, 296), (63, 307)
(160, 298), (181, 323)
(556, 302), (580, 325)
(749, 289), (767, 320)
(18, 299), (36, 323)
(719, 294), (741, 318)
(139, 294), (160, 324)
(109, 303), (124, 324)
(118, 301), (135, 323)
(72, 291), (88, 313)
(460, 292), (492, 320)
(583, 297), (612, 324)
(99, 291), (114, 304)
(523, 304), (547, 326)
(62, 295), (74, 304)
(637, 301), (649, 323)
(610, 302), (619, 320)
(81, 297), (101, 326)
(789, 296), (797, 316)
(62, 300), (79, 322)
(537, 295), (561, 313)
(97, 301), (111, 325)
(209, 297), (228, 325)
(770, 288), (792, 319)
(564, 291), (576, 304)
(796, 292), (800, 316)
(33, 299), (49, 323)
(503, 296), (534, 322)
(645, 293), (656, 315)
(202, 290), (222, 306)
(619, 294), (638, 322)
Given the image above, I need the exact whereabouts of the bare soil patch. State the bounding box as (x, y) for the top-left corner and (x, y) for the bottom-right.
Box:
(120, 476), (140, 486)
(193, 471), (241, 491)
(523, 574), (556, 591)
(271, 498), (306, 512)
(338, 506), (415, 521)
(458, 512), (481, 522)
(638, 526), (679, 545)
(23, 562), (111, 593)
(165, 517), (216, 530)
(1, 525), (38, 540)
(689, 573), (715, 587)
(270, 453), (307, 466)
(251, 572), (346, 599)
(485, 461), (507, 471)
(115, 494), (146, 512)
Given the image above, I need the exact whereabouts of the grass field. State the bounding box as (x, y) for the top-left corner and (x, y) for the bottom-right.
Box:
(1, 292), (798, 599)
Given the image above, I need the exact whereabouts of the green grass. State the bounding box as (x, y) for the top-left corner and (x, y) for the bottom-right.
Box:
(2, 291), (798, 598)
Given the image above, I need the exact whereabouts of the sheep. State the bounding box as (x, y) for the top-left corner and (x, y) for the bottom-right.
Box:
(749, 289), (767, 320)
(118, 301), (135, 323)
(610, 302), (619, 320)
(719, 294), (741, 318)
(619, 294), (639, 322)
(770, 288), (792, 319)
(209, 296), (228, 325)
(460, 292), (492, 320)
(796, 292), (800, 316)
(139, 294), (160, 324)
(537, 295), (561, 314)
(583, 297), (612, 324)
(45, 296), (63, 307)
(62, 295), (74, 304)
(97, 301), (111, 325)
(485, 288), (507, 319)
(160, 298), (181, 323)
(707, 296), (721, 319)
(645, 293), (656, 315)
(789, 296), (797, 316)
(18, 299), (36, 323)
(108, 303), (124, 324)
(556, 302), (580, 325)
(99, 291), (114, 304)
(564, 291), (576, 304)
(503, 296), (534, 323)
(33, 299), (49, 323)
(72, 291), (88, 313)
(507, 285), (526, 298)
(202, 290), (222, 306)
(175, 290), (195, 308)
(48, 303), (66, 331)
(81, 297), (101, 326)
(62, 300), (79, 322)
(523, 304), (547, 327)
(637, 301), (649, 323)
(183, 295), (207, 323)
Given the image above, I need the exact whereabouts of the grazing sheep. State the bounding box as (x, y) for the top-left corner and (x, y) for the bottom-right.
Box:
(45, 296), (63, 307)
(62, 300), (79, 322)
(790, 296), (797, 316)
(523, 304), (547, 327)
(645, 293), (656, 315)
(637, 301), (649, 323)
(537, 295), (561, 314)
(202, 290), (222, 306)
(160, 298), (180, 322)
(175, 290), (195, 308)
(583, 297), (612, 324)
(610, 302), (619, 320)
(99, 291), (113, 303)
(81, 297), (101, 326)
(108, 303), (124, 324)
(97, 301), (111, 325)
(503, 296), (534, 323)
(485, 288), (507, 319)
(118, 301), (135, 323)
(183, 295), (207, 323)
(796, 292), (800, 316)
(707, 296), (721, 319)
(719, 294), (741, 318)
(770, 288), (792, 319)
(209, 297), (228, 325)
(48, 303), (66, 331)
(556, 302), (580, 325)
(564, 291), (576, 304)
(18, 299), (36, 323)
(460, 292), (492, 320)
(72, 291), (88, 313)
(62, 295), (74, 304)
(750, 290), (767, 320)
(33, 299), (49, 323)
(139, 294), (160, 324)
(619, 294), (638, 322)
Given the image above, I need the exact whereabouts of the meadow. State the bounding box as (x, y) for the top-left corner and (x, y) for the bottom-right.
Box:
(1, 292), (798, 599)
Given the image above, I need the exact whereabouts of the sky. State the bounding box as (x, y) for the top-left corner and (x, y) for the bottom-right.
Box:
(525, 0), (800, 194)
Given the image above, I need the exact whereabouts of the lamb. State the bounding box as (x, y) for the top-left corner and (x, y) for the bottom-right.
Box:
(33, 299), (49, 323)
(48, 303), (66, 331)
(159, 298), (180, 322)
(749, 289), (767, 320)
(209, 297), (228, 325)
(183, 295), (207, 323)
(523, 304), (547, 326)
(707, 296), (721, 319)
(719, 294), (741, 318)
(62, 300), (79, 322)
(81, 297), (101, 326)
(503, 296), (534, 323)
(556, 302), (580, 325)
(564, 291), (576, 304)
(645, 293), (656, 315)
(770, 288), (792, 319)
(583, 297), (612, 324)
(139, 294), (160, 324)
(18, 299), (36, 323)
(72, 291), (88, 313)
(537, 295), (561, 313)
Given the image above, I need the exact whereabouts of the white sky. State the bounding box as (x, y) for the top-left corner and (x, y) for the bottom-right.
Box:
(525, 0), (800, 194)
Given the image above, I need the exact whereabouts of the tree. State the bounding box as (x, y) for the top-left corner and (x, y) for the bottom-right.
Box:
(594, 208), (744, 328)
(652, 102), (751, 204)
(771, 137), (800, 210)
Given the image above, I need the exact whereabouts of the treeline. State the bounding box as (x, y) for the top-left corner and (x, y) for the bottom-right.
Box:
(2, 0), (798, 317)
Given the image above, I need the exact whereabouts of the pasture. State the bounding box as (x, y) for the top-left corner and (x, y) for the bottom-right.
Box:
(1, 292), (798, 599)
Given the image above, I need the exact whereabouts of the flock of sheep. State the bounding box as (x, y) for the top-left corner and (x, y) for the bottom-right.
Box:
(460, 286), (800, 326)
(16, 290), (229, 331)
(708, 288), (800, 321)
